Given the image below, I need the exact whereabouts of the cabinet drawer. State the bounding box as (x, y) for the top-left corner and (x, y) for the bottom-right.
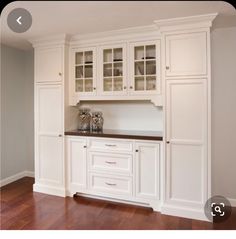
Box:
(89, 138), (133, 152)
(89, 173), (132, 196)
(89, 151), (132, 175)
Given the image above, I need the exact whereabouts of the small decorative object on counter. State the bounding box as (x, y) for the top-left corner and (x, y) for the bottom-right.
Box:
(91, 111), (104, 132)
(78, 108), (91, 131)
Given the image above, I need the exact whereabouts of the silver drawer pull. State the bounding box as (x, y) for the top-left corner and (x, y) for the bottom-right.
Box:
(105, 182), (117, 186)
(105, 144), (117, 147)
(105, 161), (117, 164)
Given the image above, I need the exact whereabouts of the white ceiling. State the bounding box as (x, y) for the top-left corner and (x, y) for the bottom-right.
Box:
(1, 1), (236, 50)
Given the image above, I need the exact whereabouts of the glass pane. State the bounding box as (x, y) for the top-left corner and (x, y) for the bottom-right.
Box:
(104, 78), (112, 91)
(146, 61), (156, 75)
(104, 63), (112, 77)
(104, 49), (112, 62)
(84, 51), (93, 63)
(135, 46), (144, 60)
(85, 65), (93, 78)
(113, 62), (123, 76)
(75, 52), (83, 64)
(113, 48), (122, 62)
(85, 79), (93, 92)
(145, 45), (156, 59)
(75, 66), (83, 78)
(146, 76), (156, 90)
(135, 77), (144, 91)
(135, 61), (144, 75)
(114, 77), (123, 91)
(75, 80), (83, 92)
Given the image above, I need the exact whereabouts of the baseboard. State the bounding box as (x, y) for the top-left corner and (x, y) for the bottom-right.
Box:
(33, 183), (66, 197)
(228, 198), (236, 207)
(161, 204), (209, 222)
(0, 171), (35, 187)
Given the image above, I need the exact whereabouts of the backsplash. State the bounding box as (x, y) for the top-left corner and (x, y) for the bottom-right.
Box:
(76, 101), (163, 131)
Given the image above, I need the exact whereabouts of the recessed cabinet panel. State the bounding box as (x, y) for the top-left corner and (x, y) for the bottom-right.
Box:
(38, 135), (63, 184)
(167, 81), (205, 141)
(169, 144), (203, 203)
(35, 47), (63, 82)
(165, 32), (207, 77)
(89, 151), (132, 175)
(67, 138), (87, 190)
(135, 142), (160, 200)
(37, 85), (63, 134)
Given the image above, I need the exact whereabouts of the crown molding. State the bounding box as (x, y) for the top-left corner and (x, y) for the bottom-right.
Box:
(29, 34), (71, 48)
(155, 13), (218, 32)
(70, 24), (160, 46)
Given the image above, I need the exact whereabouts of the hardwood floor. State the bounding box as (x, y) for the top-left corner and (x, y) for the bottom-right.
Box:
(0, 177), (235, 230)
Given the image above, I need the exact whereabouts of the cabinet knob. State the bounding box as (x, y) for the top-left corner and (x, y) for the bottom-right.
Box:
(83, 145), (87, 148)
(166, 141), (170, 144)
(93, 87), (96, 90)
(124, 86), (127, 90)
(130, 86), (133, 89)
(59, 72), (62, 76)
(166, 66), (170, 70)
(135, 149), (139, 152)
(58, 134), (63, 137)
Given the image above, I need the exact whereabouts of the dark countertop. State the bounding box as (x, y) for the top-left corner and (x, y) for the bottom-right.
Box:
(65, 129), (163, 141)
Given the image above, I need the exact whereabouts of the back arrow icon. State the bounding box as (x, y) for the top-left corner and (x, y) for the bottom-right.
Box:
(16, 16), (22, 25)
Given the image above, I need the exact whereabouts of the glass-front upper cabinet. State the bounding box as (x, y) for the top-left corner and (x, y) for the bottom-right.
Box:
(72, 47), (96, 95)
(130, 41), (161, 95)
(100, 44), (127, 95)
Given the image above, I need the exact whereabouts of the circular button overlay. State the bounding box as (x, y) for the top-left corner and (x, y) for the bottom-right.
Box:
(7, 8), (32, 33)
(204, 195), (232, 223)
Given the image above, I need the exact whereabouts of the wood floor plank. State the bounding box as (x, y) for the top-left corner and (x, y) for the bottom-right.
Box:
(0, 177), (235, 230)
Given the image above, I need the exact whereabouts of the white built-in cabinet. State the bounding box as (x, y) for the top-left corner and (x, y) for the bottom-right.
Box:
(70, 38), (162, 105)
(35, 47), (63, 83)
(135, 141), (160, 200)
(32, 14), (216, 221)
(35, 84), (64, 189)
(165, 32), (207, 77)
(157, 17), (214, 220)
(72, 47), (96, 95)
(33, 38), (68, 197)
(66, 136), (161, 210)
(129, 40), (161, 95)
(99, 43), (127, 95)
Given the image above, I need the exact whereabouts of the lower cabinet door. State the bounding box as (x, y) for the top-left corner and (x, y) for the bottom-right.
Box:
(135, 141), (160, 200)
(166, 79), (207, 209)
(67, 137), (87, 193)
(35, 84), (64, 188)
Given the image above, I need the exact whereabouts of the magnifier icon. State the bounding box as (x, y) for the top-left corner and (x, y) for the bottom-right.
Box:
(214, 206), (222, 214)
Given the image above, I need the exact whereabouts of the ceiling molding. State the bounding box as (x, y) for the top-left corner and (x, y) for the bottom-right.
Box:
(155, 13), (218, 32)
(29, 34), (71, 48)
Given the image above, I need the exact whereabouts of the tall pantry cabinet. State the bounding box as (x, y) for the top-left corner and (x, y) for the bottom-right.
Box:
(156, 14), (216, 220)
(32, 35), (70, 196)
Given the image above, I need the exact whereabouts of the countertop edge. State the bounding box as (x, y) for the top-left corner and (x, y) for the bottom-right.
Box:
(64, 131), (163, 141)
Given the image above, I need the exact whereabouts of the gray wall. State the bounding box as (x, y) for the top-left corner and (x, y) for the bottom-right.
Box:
(0, 44), (34, 180)
(211, 26), (236, 200)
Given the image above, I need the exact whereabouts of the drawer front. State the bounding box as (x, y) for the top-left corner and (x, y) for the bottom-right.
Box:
(89, 152), (132, 175)
(89, 138), (133, 152)
(89, 173), (132, 196)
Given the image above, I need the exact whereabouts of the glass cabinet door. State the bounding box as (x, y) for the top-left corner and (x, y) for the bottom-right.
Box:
(74, 48), (96, 94)
(101, 45), (126, 94)
(131, 41), (160, 94)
